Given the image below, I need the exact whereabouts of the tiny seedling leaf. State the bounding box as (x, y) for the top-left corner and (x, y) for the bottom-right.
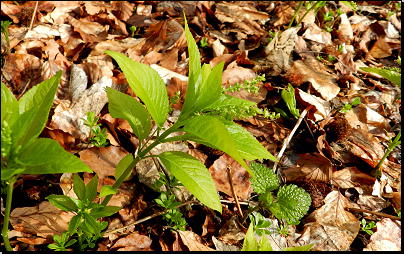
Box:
(106, 87), (151, 140)
(158, 151), (222, 212)
(249, 161), (279, 193)
(268, 184), (311, 224)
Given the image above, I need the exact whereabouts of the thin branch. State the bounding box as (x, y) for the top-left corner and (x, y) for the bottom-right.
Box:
(347, 207), (401, 221)
(227, 166), (243, 218)
(28, 1), (39, 32)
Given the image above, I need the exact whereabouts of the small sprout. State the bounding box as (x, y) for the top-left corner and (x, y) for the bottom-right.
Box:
(199, 37), (209, 48)
(360, 218), (377, 235)
(130, 25), (137, 37)
(323, 10), (335, 22)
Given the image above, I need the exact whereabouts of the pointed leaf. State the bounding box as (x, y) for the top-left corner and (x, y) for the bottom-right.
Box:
(99, 185), (118, 198)
(89, 205), (121, 218)
(115, 153), (133, 181)
(106, 87), (151, 140)
(84, 173), (99, 202)
(73, 173), (86, 201)
(17, 138), (92, 174)
(182, 115), (250, 174)
(242, 223), (259, 251)
(13, 71), (62, 147)
(259, 232), (273, 251)
(105, 51), (169, 128)
(46, 195), (78, 212)
(359, 67), (401, 87)
(83, 213), (99, 235)
(158, 151), (222, 212)
(1, 82), (18, 125)
(206, 94), (256, 109)
(68, 214), (82, 234)
(221, 120), (278, 162)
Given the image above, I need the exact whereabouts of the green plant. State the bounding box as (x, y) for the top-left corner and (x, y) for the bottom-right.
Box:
(1, 20), (12, 45)
(267, 31), (276, 44)
(82, 111), (108, 147)
(360, 218), (377, 235)
(129, 25), (137, 37)
(288, 1), (327, 29)
(45, 14), (278, 244)
(371, 130), (401, 178)
(48, 231), (77, 251)
(323, 10), (335, 22)
(339, 97), (361, 114)
(277, 223), (289, 237)
(242, 222), (314, 251)
(1, 72), (93, 251)
(275, 84), (300, 120)
(340, 1), (358, 11)
(46, 173), (120, 250)
(248, 212), (271, 236)
(199, 37), (209, 48)
(243, 162), (311, 225)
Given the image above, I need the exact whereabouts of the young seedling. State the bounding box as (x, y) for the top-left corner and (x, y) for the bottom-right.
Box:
(129, 25), (137, 37)
(359, 218), (377, 235)
(199, 37), (209, 48)
(48, 231), (77, 251)
(275, 83), (300, 120)
(339, 97), (361, 114)
(371, 130), (401, 178)
(82, 111), (108, 147)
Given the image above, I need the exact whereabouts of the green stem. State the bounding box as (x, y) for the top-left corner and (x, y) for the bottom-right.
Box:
(371, 130), (401, 178)
(288, 1), (304, 29)
(2, 176), (17, 251)
(240, 201), (265, 224)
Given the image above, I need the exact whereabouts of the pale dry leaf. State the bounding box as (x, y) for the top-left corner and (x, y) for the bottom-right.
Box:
(338, 14), (353, 40)
(112, 1), (135, 21)
(364, 218), (401, 251)
(69, 64), (88, 103)
(296, 88), (331, 121)
(302, 23), (332, 45)
(300, 191), (360, 251)
(111, 233), (152, 251)
(331, 167), (376, 195)
(178, 231), (216, 251)
(69, 17), (108, 43)
(212, 236), (241, 251)
(212, 39), (225, 58)
(25, 25), (60, 40)
(9, 201), (74, 238)
(369, 37), (392, 58)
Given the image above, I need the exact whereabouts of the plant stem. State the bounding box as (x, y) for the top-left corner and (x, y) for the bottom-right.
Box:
(240, 201), (265, 225)
(1, 176), (17, 251)
(371, 130), (401, 178)
(288, 1), (304, 29)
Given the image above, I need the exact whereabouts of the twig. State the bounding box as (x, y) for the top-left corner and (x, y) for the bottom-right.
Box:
(347, 207), (401, 221)
(28, 1), (38, 32)
(227, 166), (243, 218)
(273, 105), (313, 174)
(102, 200), (198, 236)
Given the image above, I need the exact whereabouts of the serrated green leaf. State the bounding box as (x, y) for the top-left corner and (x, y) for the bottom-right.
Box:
(221, 121), (278, 162)
(73, 173), (86, 201)
(158, 151), (221, 212)
(182, 115), (250, 174)
(105, 51), (169, 128)
(242, 223), (259, 251)
(46, 195), (78, 212)
(106, 87), (151, 140)
(268, 184), (311, 224)
(359, 67), (401, 87)
(99, 185), (118, 198)
(181, 13), (202, 116)
(84, 173), (98, 202)
(1, 82), (18, 125)
(89, 205), (121, 219)
(115, 153), (133, 181)
(13, 71), (62, 147)
(249, 162), (279, 193)
(17, 138), (92, 175)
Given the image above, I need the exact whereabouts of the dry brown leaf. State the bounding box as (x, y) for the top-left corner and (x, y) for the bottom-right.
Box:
(69, 17), (108, 43)
(300, 191), (360, 251)
(302, 23), (332, 45)
(110, 233), (152, 251)
(296, 88), (331, 121)
(338, 14), (354, 41)
(282, 152), (333, 182)
(369, 37), (392, 58)
(291, 58), (340, 101)
(218, 215), (246, 244)
(208, 154), (253, 200)
(178, 230), (216, 251)
(364, 218), (401, 251)
(9, 201), (74, 238)
(332, 167), (376, 194)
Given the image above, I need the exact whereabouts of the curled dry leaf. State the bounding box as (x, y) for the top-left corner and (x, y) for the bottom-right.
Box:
(364, 218), (401, 251)
(369, 37), (392, 59)
(110, 233), (152, 251)
(177, 230), (216, 251)
(9, 201), (74, 238)
(331, 167), (376, 195)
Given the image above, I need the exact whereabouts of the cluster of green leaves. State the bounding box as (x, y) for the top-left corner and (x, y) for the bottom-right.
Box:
(275, 84), (300, 121)
(248, 161), (311, 225)
(82, 111), (108, 147)
(1, 72), (93, 251)
(339, 97), (361, 114)
(199, 37), (209, 48)
(359, 218), (377, 235)
(152, 172), (188, 231)
(46, 174), (121, 250)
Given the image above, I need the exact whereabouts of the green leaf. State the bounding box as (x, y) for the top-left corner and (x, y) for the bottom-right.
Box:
(13, 71), (62, 147)
(192, 61), (224, 112)
(84, 173), (99, 202)
(1, 82), (18, 125)
(46, 195), (78, 212)
(99, 185), (118, 198)
(73, 173), (86, 201)
(268, 184), (311, 224)
(359, 67), (401, 87)
(242, 223), (259, 251)
(249, 161), (279, 193)
(204, 94), (256, 111)
(89, 205), (122, 219)
(180, 13), (202, 116)
(281, 84), (300, 120)
(106, 87), (151, 140)
(68, 214), (82, 234)
(259, 232), (273, 251)
(105, 51), (169, 128)
(16, 138), (92, 175)
(221, 121), (278, 162)
(182, 115), (250, 174)
(115, 153), (133, 181)
(83, 213), (99, 235)
(158, 151), (221, 212)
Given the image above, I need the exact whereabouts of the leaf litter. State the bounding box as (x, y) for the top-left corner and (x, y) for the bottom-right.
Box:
(1, 1), (401, 251)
